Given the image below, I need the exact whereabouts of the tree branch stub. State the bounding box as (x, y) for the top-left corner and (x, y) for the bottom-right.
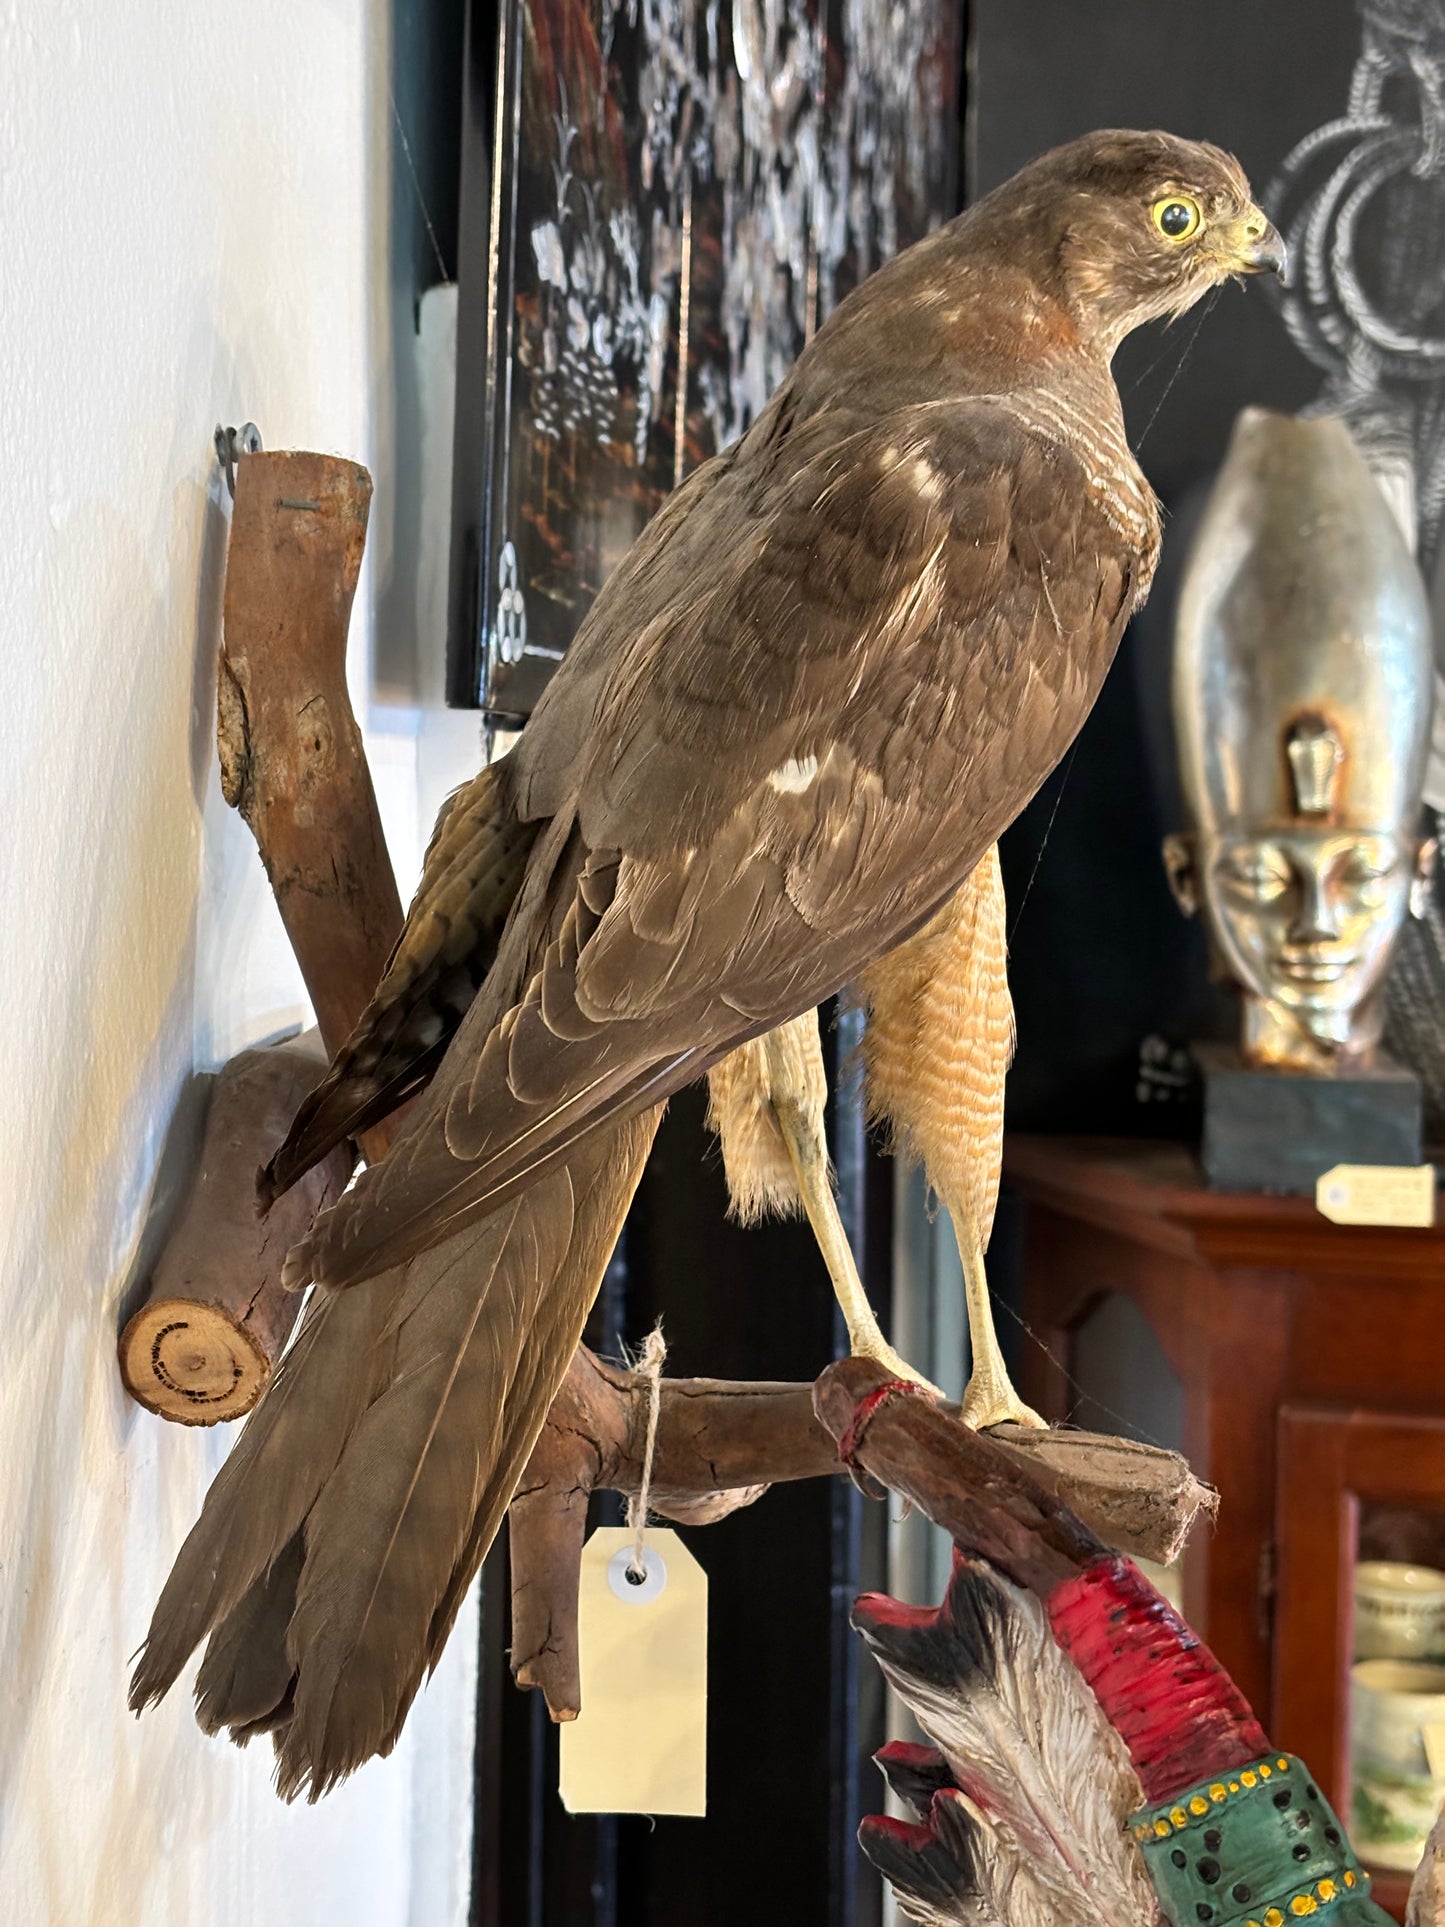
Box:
(120, 449), (394, 1422)
(217, 451), (400, 1069)
(118, 1034), (353, 1423)
(508, 1349), (1212, 1720)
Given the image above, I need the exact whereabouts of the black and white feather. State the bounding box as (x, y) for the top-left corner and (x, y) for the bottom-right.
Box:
(854, 1556), (1162, 1927)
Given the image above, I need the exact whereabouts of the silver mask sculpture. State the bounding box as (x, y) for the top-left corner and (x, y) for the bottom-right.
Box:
(1164, 408), (1437, 1073)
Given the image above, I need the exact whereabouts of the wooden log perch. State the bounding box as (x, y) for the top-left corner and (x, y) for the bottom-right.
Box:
(508, 1345), (1213, 1719)
(121, 449), (397, 1420)
(119, 1034), (353, 1423)
(811, 1355), (1217, 1596)
(984, 1419), (1212, 1570)
(216, 450), (401, 1076)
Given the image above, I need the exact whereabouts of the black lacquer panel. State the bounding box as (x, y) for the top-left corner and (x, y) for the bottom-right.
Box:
(450, 0), (961, 719)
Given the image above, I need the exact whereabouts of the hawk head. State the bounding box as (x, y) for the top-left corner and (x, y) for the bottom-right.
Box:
(974, 129), (1284, 351)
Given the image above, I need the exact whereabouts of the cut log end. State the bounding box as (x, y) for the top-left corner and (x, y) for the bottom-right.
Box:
(118, 1035), (355, 1427)
(118, 1297), (272, 1425)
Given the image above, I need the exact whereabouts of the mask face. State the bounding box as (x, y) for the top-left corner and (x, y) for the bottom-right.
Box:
(1201, 827), (1424, 1057)
(1166, 411), (1438, 1073)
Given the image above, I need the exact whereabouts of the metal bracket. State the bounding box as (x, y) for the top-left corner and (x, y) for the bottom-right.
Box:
(214, 422), (263, 499)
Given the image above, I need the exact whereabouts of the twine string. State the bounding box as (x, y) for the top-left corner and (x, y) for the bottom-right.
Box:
(626, 1323), (668, 1582)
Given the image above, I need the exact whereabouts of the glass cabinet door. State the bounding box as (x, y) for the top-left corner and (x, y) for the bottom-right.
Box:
(1350, 1502), (1445, 1873)
(1277, 1406), (1445, 1920)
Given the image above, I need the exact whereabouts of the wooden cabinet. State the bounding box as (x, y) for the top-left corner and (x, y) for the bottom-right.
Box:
(1004, 1136), (1445, 1919)
(1275, 1407), (1445, 1918)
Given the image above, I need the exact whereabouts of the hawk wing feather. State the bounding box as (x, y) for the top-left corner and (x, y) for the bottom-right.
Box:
(193, 1533), (304, 1740)
(261, 757), (540, 1203)
(274, 1190), (571, 1797)
(293, 397), (1137, 1291)
(134, 1109), (658, 1799)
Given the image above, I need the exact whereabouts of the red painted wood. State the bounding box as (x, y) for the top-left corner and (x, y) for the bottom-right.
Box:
(1049, 1557), (1269, 1799)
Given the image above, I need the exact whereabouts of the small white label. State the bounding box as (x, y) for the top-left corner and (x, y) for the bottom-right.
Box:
(559, 1526), (707, 1818)
(1315, 1164), (1435, 1228)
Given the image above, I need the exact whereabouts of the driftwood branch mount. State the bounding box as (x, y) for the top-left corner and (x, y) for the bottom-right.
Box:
(122, 443), (1212, 1722)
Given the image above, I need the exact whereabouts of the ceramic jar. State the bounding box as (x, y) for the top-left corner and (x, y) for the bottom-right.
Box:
(1351, 1659), (1445, 1870)
(1355, 1562), (1445, 1662)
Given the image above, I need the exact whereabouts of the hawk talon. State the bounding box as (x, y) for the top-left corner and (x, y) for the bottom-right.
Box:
(845, 1332), (944, 1401)
(958, 1376), (1047, 1433)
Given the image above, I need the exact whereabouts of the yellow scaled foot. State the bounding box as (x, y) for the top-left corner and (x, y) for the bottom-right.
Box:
(844, 1316), (942, 1398)
(958, 1368), (1045, 1432)
(954, 1229), (1046, 1431)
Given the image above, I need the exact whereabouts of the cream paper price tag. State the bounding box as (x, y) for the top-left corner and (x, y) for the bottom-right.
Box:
(559, 1526), (707, 1816)
(1315, 1163), (1436, 1228)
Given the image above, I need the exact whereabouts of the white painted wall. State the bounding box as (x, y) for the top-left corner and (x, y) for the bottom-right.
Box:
(0, 8), (477, 1923)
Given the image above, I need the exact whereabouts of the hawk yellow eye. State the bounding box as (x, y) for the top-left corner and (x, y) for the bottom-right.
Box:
(1152, 194), (1202, 242)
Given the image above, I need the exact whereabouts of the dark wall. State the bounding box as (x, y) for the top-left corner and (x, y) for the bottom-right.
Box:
(974, 0), (1358, 500)
(374, 0), (467, 694)
(973, 0), (1365, 1134)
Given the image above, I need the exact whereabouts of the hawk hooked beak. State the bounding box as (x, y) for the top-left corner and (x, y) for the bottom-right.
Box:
(1220, 205), (1286, 278)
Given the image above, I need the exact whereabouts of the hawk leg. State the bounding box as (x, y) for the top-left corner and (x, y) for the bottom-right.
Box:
(706, 1015), (937, 1391)
(858, 847), (1044, 1433)
(761, 1022), (939, 1392)
(949, 1219), (1044, 1432)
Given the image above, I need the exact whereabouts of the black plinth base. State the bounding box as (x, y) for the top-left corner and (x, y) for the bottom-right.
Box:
(1197, 1043), (1423, 1195)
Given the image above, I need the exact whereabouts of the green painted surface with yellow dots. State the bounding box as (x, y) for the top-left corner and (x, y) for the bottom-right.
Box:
(1130, 1756), (1395, 1927)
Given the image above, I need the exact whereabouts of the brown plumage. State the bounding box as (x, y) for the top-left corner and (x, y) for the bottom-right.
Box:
(133, 130), (1282, 1791)
(133, 1108), (658, 1796)
(278, 133), (1282, 1292)
(258, 757), (538, 1208)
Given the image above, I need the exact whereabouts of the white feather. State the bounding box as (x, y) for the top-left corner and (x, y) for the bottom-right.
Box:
(858, 1560), (1162, 1927)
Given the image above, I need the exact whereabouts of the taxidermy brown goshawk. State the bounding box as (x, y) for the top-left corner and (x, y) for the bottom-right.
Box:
(133, 130), (1282, 1796)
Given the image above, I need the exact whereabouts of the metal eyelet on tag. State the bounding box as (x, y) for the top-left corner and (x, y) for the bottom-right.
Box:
(608, 1543), (668, 1604)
